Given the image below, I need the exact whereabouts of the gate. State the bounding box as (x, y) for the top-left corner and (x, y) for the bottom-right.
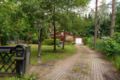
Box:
(0, 45), (30, 76)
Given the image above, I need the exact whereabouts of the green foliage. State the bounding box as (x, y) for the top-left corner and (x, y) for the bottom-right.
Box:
(116, 2), (120, 32)
(100, 20), (111, 36)
(0, 0), (35, 45)
(0, 0), (90, 45)
(113, 32), (120, 43)
(82, 1), (111, 37)
(57, 11), (93, 37)
(42, 39), (54, 45)
(4, 74), (37, 80)
(83, 37), (94, 48)
(42, 39), (60, 45)
(31, 33), (38, 44)
(101, 38), (120, 56)
(85, 37), (120, 56)
(113, 56), (120, 70)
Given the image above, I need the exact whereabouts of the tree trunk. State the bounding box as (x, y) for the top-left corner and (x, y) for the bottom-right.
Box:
(53, 20), (56, 51)
(0, 37), (1, 46)
(53, 3), (56, 52)
(94, 0), (98, 48)
(38, 28), (42, 57)
(16, 36), (19, 44)
(62, 30), (65, 49)
(110, 0), (116, 37)
(0, 28), (2, 46)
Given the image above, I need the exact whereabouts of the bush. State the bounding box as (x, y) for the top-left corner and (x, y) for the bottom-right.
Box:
(113, 32), (120, 43)
(113, 56), (120, 70)
(1, 36), (8, 45)
(83, 37), (88, 45)
(32, 38), (38, 44)
(42, 39), (60, 45)
(101, 38), (120, 56)
(31, 33), (38, 44)
(84, 37), (120, 56)
(83, 37), (94, 48)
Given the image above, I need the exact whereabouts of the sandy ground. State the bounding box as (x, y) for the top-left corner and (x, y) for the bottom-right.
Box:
(29, 45), (120, 80)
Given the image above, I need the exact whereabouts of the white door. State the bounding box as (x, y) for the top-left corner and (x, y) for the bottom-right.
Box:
(75, 38), (83, 45)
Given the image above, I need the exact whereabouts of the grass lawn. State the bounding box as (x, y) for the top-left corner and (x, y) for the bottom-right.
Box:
(0, 74), (37, 80)
(30, 44), (76, 65)
(1, 44), (76, 65)
(111, 56), (120, 70)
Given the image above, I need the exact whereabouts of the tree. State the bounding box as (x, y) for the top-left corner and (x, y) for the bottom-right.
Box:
(0, 0), (90, 59)
(97, 0), (110, 37)
(94, 0), (98, 48)
(0, 0), (27, 45)
(116, 2), (120, 32)
(110, 0), (116, 37)
(52, 0), (90, 50)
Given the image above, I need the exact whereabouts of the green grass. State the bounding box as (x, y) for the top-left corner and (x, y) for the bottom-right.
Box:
(112, 56), (120, 70)
(0, 74), (38, 80)
(30, 44), (76, 65)
(1, 44), (76, 65)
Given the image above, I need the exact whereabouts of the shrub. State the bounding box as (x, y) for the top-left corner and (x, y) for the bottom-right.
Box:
(32, 38), (38, 44)
(1, 36), (8, 45)
(84, 37), (94, 48)
(84, 37), (120, 56)
(101, 38), (120, 56)
(42, 39), (60, 45)
(113, 32), (120, 43)
(31, 33), (38, 44)
(113, 56), (120, 70)
(83, 37), (88, 45)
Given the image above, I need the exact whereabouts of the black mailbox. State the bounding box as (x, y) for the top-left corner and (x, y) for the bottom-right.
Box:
(0, 45), (31, 76)
(15, 45), (26, 75)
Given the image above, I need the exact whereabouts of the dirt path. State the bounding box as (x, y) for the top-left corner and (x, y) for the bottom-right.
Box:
(30, 46), (120, 80)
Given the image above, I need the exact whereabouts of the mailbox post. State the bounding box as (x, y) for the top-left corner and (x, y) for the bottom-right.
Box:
(15, 45), (31, 75)
(15, 45), (25, 75)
